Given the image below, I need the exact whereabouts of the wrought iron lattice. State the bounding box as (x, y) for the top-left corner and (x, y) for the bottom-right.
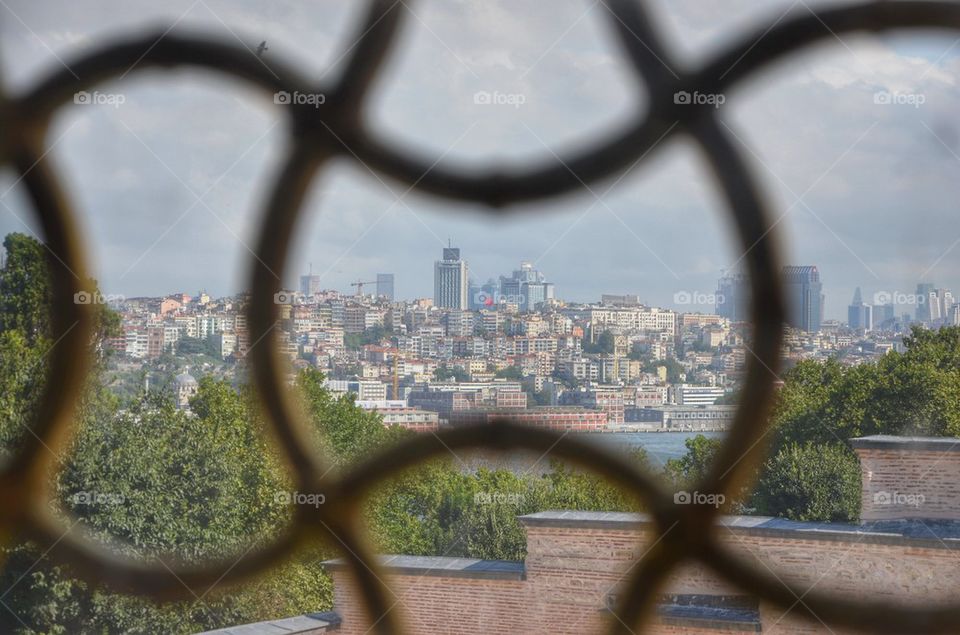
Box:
(2, 1), (960, 632)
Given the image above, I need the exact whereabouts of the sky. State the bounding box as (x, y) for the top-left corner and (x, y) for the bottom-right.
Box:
(1, 0), (960, 320)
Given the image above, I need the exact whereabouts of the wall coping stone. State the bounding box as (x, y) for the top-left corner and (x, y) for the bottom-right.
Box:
(850, 435), (960, 451)
(323, 555), (525, 580)
(196, 611), (340, 634)
(518, 511), (960, 548)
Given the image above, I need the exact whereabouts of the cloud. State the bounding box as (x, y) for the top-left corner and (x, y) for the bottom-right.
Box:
(1, 0), (959, 319)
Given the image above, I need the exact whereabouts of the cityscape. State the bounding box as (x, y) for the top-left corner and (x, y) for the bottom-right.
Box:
(105, 244), (959, 437)
(5, 0), (960, 633)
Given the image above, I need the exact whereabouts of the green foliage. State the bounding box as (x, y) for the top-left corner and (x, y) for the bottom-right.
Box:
(582, 330), (614, 354)
(433, 366), (469, 383)
(176, 334), (221, 358)
(713, 390), (739, 405)
(772, 327), (960, 449)
(752, 443), (861, 522)
(0, 329), (47, 455)
(643, 357), (683, 383)
(297, 367), (395, 464)
(0, 233), (52, 344)
(663, 434), (722, 488)
(343, 325), (390, 351)
(494, 365), (523, 380)
(661, 325), (960, 523)
(366, 453), (647, 563)
(524, 387), (551, 406)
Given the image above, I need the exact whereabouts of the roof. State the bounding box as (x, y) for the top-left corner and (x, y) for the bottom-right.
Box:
(196, 612), (339, 634)
(518, 511), (960, 548)
(174, 371), (197, 385)
(850, 435), (960, 452)
(324, 555), (525, 581)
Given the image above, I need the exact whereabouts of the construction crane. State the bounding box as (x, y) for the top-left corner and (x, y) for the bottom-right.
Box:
(349, 279), (378, 296)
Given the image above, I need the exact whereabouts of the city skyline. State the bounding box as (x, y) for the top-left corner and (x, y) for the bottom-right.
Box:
(87, 241), (960, 329)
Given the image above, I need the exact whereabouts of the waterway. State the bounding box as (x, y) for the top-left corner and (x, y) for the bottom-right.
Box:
(459, 430), (724, 474)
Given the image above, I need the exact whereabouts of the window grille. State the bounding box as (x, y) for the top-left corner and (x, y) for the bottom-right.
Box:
(3, 1), (959, 632)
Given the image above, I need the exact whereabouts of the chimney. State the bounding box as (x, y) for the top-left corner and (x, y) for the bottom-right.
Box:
(851, 436), (960, 522)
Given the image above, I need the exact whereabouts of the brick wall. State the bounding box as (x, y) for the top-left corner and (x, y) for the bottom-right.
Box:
(325, 436), (960, 634)
(851, 436), (960, 521)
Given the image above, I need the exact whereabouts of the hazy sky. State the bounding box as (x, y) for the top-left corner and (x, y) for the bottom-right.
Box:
(2, 0), (959, 319)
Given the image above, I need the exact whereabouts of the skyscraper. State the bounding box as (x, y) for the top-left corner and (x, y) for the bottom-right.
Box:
(874, 303), (895, 328)
(376, 273), (395, 301)
(300, 273), (322, 296)
(499, 261), (554, 312)
(782, 265), (824, 333)
(434, 246), (468, 309)
(916, 282), (935, 322)
(847, 287), (872, 332)
(932, 289), (954, 322)
(716, 271), (750, 321)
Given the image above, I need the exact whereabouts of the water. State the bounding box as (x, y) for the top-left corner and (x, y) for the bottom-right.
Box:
(587, 431), (725, 469)
(459, 431), (723, 474)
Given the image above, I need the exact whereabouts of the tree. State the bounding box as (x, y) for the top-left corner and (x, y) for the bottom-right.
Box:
(297, 367), (396, 464)
(770, 328), (960, 453)
(176, 334), (221, 358)
(433, 366), (468, 383)
(643, 357), (683, 383)
(751, 443), (861, 522)
(343, 325), (391, 351)
(0, 233), (52, 344)
(667, 326), (960, 523)
(664, 435), (722, 489)
(495, 365), (523, 380)
(583, 330), (614, 354)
